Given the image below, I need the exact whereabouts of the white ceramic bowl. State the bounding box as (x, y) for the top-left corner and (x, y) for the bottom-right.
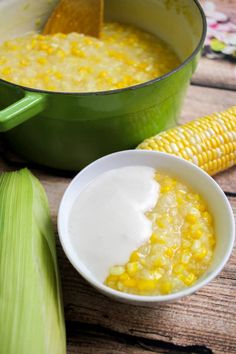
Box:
(58, 150), (235, 305)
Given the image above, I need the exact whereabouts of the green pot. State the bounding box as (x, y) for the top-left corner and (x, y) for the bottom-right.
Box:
(0, 0), (206, 170)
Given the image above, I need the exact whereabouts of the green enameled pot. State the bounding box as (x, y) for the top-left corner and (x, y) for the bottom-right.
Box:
(0, 0), (206, 170)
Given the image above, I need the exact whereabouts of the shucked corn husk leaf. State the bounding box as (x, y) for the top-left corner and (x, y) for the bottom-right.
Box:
(0, 169), (66, 354)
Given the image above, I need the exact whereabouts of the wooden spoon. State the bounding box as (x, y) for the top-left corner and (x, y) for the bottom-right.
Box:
(42, 0), (104, 38)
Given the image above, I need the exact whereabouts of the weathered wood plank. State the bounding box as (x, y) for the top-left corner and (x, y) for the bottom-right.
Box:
(192, 58), (236, 91)
(180, 85), (236, 124)
(192, 1), (236, 90)
(67, 322), (211, 354)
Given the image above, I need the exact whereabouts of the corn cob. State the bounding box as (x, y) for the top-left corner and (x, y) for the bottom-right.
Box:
(137, 106), (236, 176)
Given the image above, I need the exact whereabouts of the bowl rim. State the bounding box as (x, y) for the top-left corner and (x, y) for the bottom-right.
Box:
(58, 150), (235, 303)
(0, 0), (206, 96)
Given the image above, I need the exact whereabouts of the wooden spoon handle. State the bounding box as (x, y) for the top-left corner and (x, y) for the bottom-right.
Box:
(42, 0), (103, 38)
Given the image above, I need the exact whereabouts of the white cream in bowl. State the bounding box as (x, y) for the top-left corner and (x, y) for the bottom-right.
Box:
(68, 166), (160, 282)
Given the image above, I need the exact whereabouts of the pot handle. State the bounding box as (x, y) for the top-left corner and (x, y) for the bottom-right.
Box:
(0, 92), (46, 132)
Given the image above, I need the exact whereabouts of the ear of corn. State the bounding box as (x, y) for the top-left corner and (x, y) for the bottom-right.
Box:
(0, 169), (66, 354)
(137, 106), (236, 176)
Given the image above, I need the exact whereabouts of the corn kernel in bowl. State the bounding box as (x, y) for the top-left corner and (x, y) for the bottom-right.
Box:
(0, 23), (180, 92)
(105, 172), (215, 296)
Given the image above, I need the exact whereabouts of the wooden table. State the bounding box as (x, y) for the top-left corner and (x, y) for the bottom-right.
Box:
(1, 1), (236, 352)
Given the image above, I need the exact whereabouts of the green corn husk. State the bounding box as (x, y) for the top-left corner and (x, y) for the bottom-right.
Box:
(0, 169), (66, 354)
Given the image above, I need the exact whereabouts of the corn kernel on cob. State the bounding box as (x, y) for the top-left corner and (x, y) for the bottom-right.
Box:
(138, 107), (236, 176)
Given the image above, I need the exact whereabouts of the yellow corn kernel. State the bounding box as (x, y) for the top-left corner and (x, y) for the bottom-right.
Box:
(166, 215), (174, 224)
(117, 282), (124, 291)
(79, 66), (92, 74)
(173, 264), (185, 275)
(192, 229), (203, 239)
(4, 41), (17, 50)
(159, 280), (172, 294)
(181, 251), (191, 264)
(140, 258), (146, 266)
(37, 57), (46, 65)
(176, 196), (184, 205)
(150, 270), (162, 280)
(2, 67), (12, 76)
(161, 185), (171, 193)
(156, 236), (166, 245)
(150, 233), (158, 244)
(38, 43), (49, 52)
(126, 262), (139, 275)
(0, 57), (6, 65)
(83, 37), (93, 45)
(203, 212), (213, 224)
(137, 279), (156, 291)
(165, 248), (174, 258)
(55, 49), (65, 58)
(97, 71), (108, 79)
(58, 33), (67, 39)
(48, 47), (55, 55)
(106, 275), (118, 283)
(109, 266), (125, 276)
(135, 62), (149, 71)
(196, 202), (206, 212)
(193, 194), (200, 202)
(37, 34), (45, 40)
(194, 247), (207, 260)
(123, 278), (137, 288)
(191, 240), (202, 252)
(190, 225), (203, 239)
(20, 59), (30, 67)
(186, 213), (197, 224)
(119, 272), (130, 281)
(156, 219), (165, 228)
(41, 76), (50, 84)
(54, 71), (63, 79)
(30, 39), (37, 48)
(115, 81), (126, 89)
(104, 76), (114, 85)
(107, 50), (124, 60)
(71, 47), (85, 57)
(181, 273), (196, 286)
(46, 84), (57, 91)
(153, 256), (166, 268)
(130, 251), (139, 262)
(209, 235), (216, 247)
(125, 75), (135, 85)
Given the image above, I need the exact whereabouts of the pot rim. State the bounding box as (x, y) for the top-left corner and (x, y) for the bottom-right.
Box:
(0, 0), (206, 97)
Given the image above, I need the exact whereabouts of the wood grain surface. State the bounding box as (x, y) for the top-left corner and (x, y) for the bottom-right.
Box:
(192, 58), (236, 90)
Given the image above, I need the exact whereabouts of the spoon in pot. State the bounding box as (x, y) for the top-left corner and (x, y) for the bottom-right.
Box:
(42, 0), (103, 38)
